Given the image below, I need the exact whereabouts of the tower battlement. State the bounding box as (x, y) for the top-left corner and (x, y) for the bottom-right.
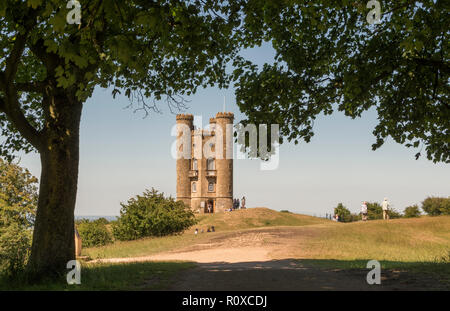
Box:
(176, 114), (194, 121)
(215, 112), (234, 119)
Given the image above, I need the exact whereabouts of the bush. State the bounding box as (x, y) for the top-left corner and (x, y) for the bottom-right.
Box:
(0, 159), (38, 277)
(421, 197), (450, 216)
(76, 220), (113, 247)
(349, 213), (361, 222)
(366, 202), (402, 220)
(94, 217), (110, 225)
(112, 188), (197, 241)
(334, 203), (352, 222)
(404, 205), (421, 218)
(0, 224), (33, 277)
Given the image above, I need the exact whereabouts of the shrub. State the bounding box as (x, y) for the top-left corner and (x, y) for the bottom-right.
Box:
(94, 217), (110, 225)
(366, 202), (402, 220)
(0, 223), (33, 277)
(404, 205), (421, 218)
(76, 220), (113, 247)
(334, 203), (352, 222)
(112, 188), (197, 241)
(0, 159), (38, 277)
(350, 213), (361, 222)
(421, 197), (450, 216)
(366, 202), (383, 220)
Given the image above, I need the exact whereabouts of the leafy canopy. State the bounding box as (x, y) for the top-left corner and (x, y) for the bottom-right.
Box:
(0, 1), (448, 163)
(234, 0), (449, 163)
(0, 0), (242, 158)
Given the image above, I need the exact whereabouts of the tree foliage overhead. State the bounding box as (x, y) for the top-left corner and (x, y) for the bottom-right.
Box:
(234, 0), (449, 163)
(0, 0), (241, 158)
(1, 0), (448, 161)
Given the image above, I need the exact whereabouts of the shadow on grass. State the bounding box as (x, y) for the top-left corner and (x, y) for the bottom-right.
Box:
(166, 259), (450, 291)
(0, 261), (195, 291)
(1, 259), (448, 291)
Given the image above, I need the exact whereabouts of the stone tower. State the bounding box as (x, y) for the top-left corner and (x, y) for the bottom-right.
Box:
(176, 112), (234, 213)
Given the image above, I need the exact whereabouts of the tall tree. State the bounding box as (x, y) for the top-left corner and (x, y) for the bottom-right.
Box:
(234, 0), (449, 163)
(0, 0), (241, 279)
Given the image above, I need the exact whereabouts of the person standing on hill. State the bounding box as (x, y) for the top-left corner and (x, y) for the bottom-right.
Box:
(382, 198), (390, 220)
(236, 198), (240, 210)
(361, 201), (368, 221)
(241, 196), (246, 209)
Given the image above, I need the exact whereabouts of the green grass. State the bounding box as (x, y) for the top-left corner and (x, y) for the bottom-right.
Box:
(195, 207), (328, 231)
(1, 261), (194, 290)
(298, 216), (450, 263)
(84, 207), (328, 259)
(84, 231), (218, 259)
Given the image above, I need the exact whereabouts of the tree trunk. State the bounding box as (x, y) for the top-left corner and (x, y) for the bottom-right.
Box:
(27, 95), (83, 280)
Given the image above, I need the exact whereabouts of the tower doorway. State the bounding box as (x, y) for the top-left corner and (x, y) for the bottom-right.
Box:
(205, 200), (214, 213)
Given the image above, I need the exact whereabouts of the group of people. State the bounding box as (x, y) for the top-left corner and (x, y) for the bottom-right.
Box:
(194, 226), (215, 235)
(360, 198), (390, 221)
(231, 196), (246, 211)
(332, 198), (391, 222)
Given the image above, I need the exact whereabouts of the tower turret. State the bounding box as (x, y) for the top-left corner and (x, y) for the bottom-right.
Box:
(176, 114), (194, 207)
(214, 112), (234, 212)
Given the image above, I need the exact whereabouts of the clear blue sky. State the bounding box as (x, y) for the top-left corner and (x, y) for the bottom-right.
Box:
(16, 43), (450, 217)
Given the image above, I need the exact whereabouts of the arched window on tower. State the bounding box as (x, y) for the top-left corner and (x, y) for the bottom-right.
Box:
(207, 158), (215, 170)
(192, 182), (197, 193)
(208, 182), (215, 192)
(192, 159), (198, 170)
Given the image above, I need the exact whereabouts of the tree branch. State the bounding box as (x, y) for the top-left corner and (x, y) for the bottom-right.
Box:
(4, 33), (28, 83)
(0, 6), (43, 150)
(0, 95), (5, 113)
(29, 39), (63, 78)
(412, 57), (450, 75)
(1, 91), (43, 151)
(0, 72), (6, 91)
(14, 81), (47, 93)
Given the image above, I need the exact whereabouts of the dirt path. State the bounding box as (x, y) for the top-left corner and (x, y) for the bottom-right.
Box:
(90, 246), (270, 264)
(89, 227), (448, 290)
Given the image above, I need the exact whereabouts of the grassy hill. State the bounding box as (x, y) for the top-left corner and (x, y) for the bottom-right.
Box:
(83, 207), (328, 259)
(279, 215), (450, 263)
(195, 207), (329, 231)
(5, 208), (449, 290)
(84, 208), (449, 266)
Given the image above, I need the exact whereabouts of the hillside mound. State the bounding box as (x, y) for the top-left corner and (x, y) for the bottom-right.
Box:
(194, 207), (329, 231)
